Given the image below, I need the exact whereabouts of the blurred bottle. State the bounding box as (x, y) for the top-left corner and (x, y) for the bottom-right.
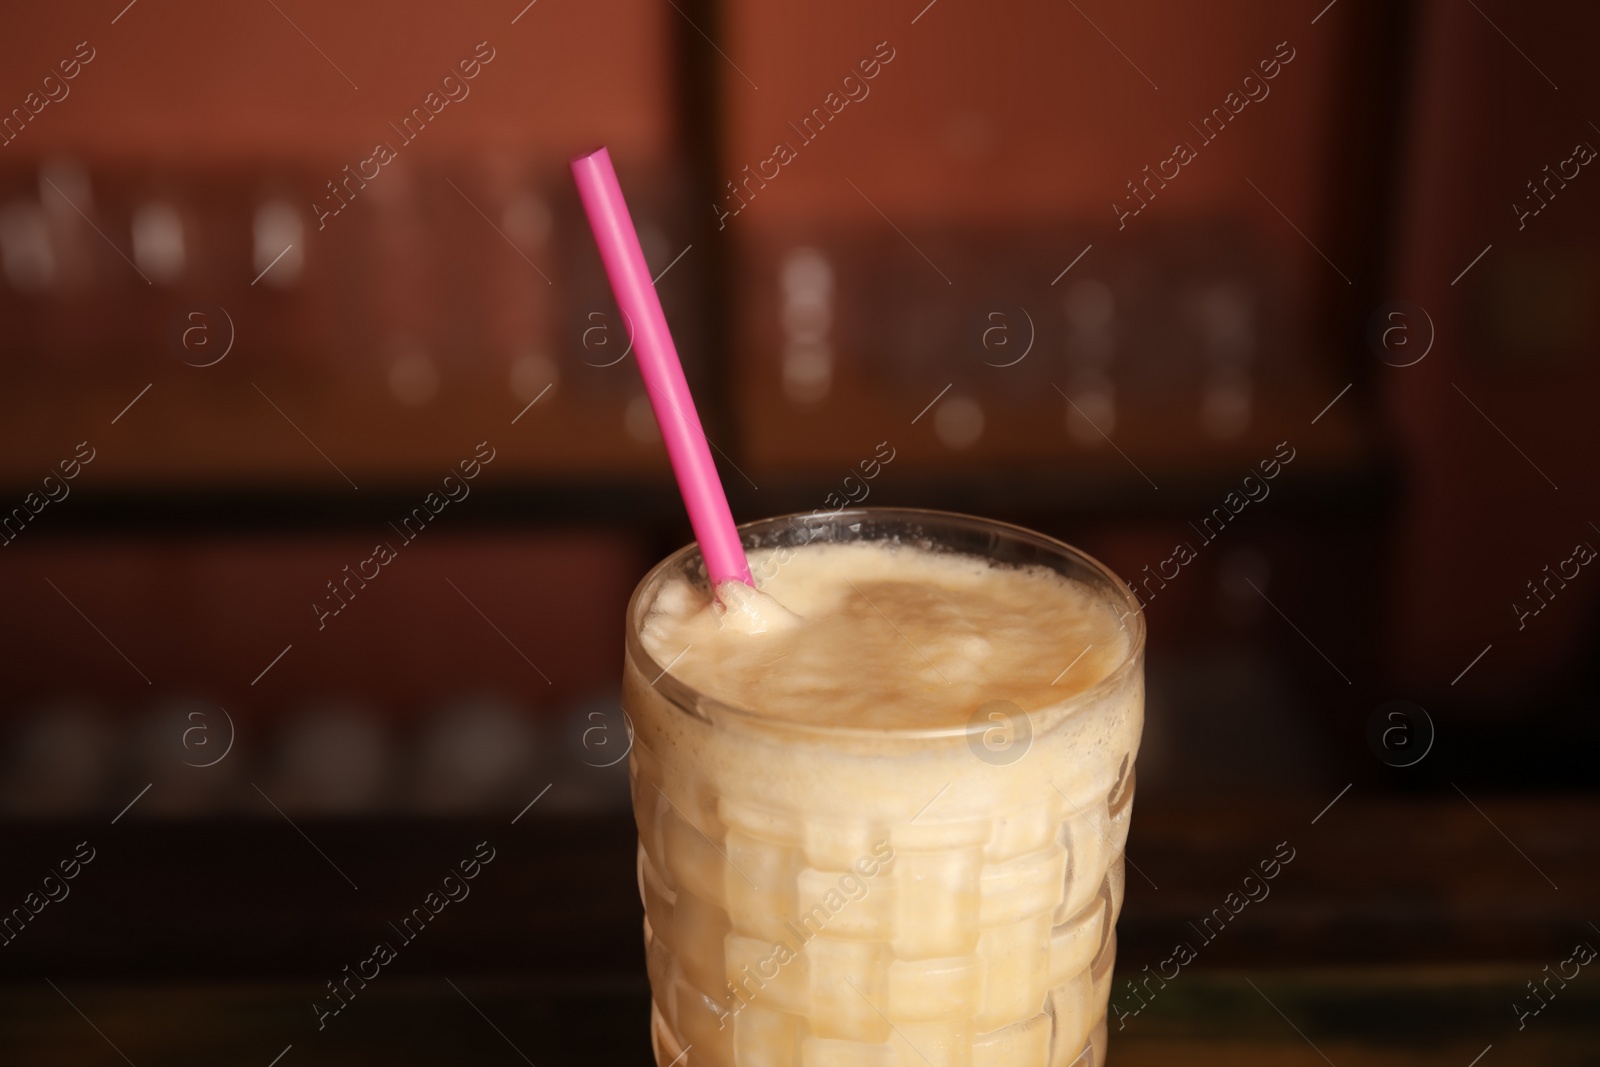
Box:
(1061, 277), (1117, 445)
(131, 200), (187, 285)
(410, 695), (539, 814)
(259, 702), (392, 815)
(780, 246), (834, 406)
(545, 690), (633, 813)
(1191, 280), (1256, 440)
(127, 697), (245, 816)
(0, 702), (118, 818)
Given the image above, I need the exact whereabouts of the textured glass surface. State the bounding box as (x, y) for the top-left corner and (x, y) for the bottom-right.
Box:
(624, 510), (1144, 1067)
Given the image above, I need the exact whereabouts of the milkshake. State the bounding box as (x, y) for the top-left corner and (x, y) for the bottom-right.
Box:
(624, 509), (1145, 1067)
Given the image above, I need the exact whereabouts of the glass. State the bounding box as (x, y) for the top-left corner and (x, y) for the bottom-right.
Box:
(623, 508), (1146, 1066)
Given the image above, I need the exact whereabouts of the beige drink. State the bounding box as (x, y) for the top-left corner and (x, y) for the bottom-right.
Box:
(624, 510), (1144, 1067)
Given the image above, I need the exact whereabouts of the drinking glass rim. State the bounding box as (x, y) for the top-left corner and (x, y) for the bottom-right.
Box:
(625, 506), (1146, 740)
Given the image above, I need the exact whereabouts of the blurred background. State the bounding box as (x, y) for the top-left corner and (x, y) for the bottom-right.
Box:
(1, 0), (1597, 1063)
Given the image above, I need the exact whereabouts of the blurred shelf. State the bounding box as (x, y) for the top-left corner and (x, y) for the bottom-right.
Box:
(3, 438), (1393, 536)
(0, 532), (644, 711)
(2, 796), (1593, 982)
(0, 153), (703, 490)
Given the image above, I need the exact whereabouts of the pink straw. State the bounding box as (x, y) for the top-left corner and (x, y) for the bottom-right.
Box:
(571, 147), (752, 588)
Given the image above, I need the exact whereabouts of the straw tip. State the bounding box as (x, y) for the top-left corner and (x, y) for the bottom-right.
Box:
(571, 145), (610, 167)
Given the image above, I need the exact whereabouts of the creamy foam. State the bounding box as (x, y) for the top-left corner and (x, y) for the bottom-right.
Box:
(640, 540), (1132, 729)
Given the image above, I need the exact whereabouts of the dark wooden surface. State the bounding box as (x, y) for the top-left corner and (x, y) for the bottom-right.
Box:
(2, 795), (1596, 1060)
(2, 969), (1596, 1065)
